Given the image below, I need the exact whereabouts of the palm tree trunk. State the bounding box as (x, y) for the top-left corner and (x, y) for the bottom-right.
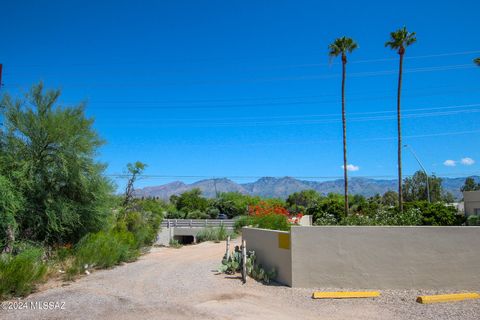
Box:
(342, 56), (349, 216)
(397, 52), (404, 212)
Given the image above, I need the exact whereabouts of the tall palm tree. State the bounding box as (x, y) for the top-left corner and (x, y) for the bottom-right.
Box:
(385, 26), (416, 212)
(474, 58), (480, 66)
(328, 37), (358, 216)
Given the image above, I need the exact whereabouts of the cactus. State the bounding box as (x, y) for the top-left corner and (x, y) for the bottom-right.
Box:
(218, 247), (276, 284)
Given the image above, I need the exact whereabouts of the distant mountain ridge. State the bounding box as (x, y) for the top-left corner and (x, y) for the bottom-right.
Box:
(135, 176), (479, 201)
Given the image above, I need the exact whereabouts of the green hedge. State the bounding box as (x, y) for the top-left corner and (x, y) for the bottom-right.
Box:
(0, 248), (47, 299)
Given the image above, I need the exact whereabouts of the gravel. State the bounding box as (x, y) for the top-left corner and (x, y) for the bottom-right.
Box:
(1, 240), (479, 320)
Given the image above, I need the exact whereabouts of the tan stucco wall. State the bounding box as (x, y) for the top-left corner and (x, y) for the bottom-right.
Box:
(464, 191), (480, 216)
(242, 228), (292, 286)
(290, 226), (480, 289)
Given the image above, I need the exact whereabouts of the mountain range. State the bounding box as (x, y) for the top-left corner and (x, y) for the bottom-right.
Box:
(135, 176), (479, 201)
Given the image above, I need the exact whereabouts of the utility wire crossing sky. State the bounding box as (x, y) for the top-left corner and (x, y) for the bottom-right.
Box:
(1, 0), (479, 189)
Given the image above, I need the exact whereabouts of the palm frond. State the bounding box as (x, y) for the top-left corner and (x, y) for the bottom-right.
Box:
(328, 36), (358, 58)
(385, 26), (416, 51)
(474, 57), (480, 66)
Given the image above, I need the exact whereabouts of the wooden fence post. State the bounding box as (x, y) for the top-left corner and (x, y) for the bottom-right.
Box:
(242, 239), (247, 283)
(225, 236), (230, 260)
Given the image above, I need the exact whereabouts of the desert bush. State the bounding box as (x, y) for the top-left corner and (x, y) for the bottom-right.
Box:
(117, 198), (164, 248)
(246, 202), (298, 231)
(308, 195), (346, 225)
(186, 210), (209, 219)
(196, 225), (234, 243)
(0, 247), (47, 299)
(340, 207), (423, 226)
(252, 213), (291, 231)
(234, 216), (253, 233)
(168, 239), (182, 248)
(69, 230), (138, 274)
(405, 201), (460, 226)
(467, 215), (480, 226)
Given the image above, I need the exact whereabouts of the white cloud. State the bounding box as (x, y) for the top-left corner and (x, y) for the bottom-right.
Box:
(461, 157), (475, 166)
(342, 164), (360, 172)
(443, 160), (457, 167)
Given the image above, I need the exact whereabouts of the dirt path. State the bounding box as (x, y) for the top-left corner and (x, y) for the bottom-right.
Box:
(1, 240), (479, 320)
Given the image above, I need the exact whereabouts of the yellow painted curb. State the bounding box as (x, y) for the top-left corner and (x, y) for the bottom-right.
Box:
(312, 291), (380, 299)
(416, 293), (480, 304)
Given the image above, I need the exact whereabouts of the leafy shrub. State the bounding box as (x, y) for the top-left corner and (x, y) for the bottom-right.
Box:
(246, 201), (299, 231)
(206, 207), (221, 219)
(308, 195), (346, 225)
(467, 215), (480, 226)
(117, 199), (164, 248)
(234, 216), (254, 233)
(69, 230), (138, 274)
(168, 239), (182, 248)
(312, 211), (338, 225)
(0, 248), (47, 299)
(340, 207), (423, 226)
(405, 201), (460, 226)
(253, 213), (291, 231)
(186, 210), (209, 219)
(196, 225), (234, 243)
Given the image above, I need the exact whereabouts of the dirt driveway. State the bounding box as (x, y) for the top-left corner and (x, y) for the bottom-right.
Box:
(2, 240), (479, 320)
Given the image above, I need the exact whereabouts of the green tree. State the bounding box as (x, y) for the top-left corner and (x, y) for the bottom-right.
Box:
(0, 83), (113, 244)
(328, 36), (358, 216)
(461, 177), (480, 192)
(385, 26), (417, 212)
(308, 193), (346, 225)
(381, 191), (399, 207)
(403, 171), (445, 202)
(123, 161), (147, 208)
(171, 188), (208, 218)
(286, 189), (322, 213)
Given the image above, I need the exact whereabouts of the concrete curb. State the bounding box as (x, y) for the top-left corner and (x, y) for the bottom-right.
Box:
(416, 293), (480, 304)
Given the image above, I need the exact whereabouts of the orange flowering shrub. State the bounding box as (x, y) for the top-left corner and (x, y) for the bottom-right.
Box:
(248, 201), (303, 226)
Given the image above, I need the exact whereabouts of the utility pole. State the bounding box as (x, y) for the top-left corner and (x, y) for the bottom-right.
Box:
(404, 144), (431, 203)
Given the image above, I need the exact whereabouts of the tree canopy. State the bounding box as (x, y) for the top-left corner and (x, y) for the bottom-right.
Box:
(0, 83), (113, 245)
(328, 36), (358, 60)
(385, 26), (417, 54)
(461, 177), (480, 192)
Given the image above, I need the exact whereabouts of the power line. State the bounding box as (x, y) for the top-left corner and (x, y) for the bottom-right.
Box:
(100, 103), (480, 123)
(5, 49), (480, 69)
(53, 86), (480, 110)
(5, 63), (477, 89)
(162, 129), (480, 148)
(96, 104), (480, 127)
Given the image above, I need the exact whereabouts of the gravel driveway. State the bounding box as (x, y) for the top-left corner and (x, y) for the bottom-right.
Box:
(1, 240), (479, 320)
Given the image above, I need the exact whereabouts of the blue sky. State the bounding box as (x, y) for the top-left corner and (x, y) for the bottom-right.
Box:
(1, 0), (479, 190)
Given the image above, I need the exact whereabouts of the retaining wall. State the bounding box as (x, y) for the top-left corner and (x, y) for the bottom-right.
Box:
(242, 226), (480, 289)
(241, 228), (292, 286)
